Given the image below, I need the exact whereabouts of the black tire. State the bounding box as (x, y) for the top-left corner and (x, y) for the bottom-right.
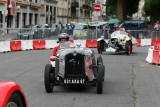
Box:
(44, 64), (54, 93)
(7, 92), (24, 107)
(97, 41), (102, 54)
(130, 42), (133, 53)
(97, 55), (103, 65)
(125, 41), (131, 55)
(97, 64), (105, 94)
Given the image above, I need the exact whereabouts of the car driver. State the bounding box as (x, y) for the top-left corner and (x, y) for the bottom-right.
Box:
(50, 33), (70, 61)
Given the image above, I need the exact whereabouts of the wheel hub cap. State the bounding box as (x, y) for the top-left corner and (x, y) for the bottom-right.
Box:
(7, 102), (18, 107)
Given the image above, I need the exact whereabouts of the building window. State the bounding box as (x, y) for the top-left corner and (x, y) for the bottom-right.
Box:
(29, 13), (33, 25)
(35, 14), (38, 25)
(29, 0), (32, 2)
(46, 5), (49, 24)
(23, 13), (27, 26)
(50, 6), (52, 23)
(16, 13), (20, 28)
(35, 0), (37, 3)
(0, 11), (3, 23)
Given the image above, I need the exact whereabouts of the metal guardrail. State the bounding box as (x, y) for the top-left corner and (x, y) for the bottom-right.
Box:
(1, 28), (160, 41)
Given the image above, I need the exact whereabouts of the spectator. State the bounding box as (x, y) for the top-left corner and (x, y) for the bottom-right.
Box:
(67, 22), (75, 36)
(103, 24), (110, 39)
(126, 30), (132, 40)
(154, 21), (160, 37)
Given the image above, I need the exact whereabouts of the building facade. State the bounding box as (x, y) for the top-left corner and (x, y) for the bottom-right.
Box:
(0, 0), (8, 27)
(56, 0), (68, 24)
(42, 0), (57, 25)
(0, 0), (41, 28)
(0, 0), (95, 28)
(56, 0), (94, 24)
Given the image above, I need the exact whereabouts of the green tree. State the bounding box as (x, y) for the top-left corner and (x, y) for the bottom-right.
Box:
(106, 0), (140, 20)
(106, 0), (117, 17)
(143, 0), (160, 23)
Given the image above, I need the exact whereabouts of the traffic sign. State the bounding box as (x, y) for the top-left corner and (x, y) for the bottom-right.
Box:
(94, 4), (101, 12)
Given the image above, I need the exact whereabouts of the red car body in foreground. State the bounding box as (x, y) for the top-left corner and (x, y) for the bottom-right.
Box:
(0, 82), (27, 107)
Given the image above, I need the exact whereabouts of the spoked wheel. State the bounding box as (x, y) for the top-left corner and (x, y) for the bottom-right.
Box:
(125, 41), (131, 55)
(7, 92), (24, 107)
(97, 64), (105, 94)
(97, 41), (102, 54)
(44, 64), (55, 93)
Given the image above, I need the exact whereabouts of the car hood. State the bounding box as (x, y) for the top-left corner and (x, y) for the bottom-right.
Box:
(57, 47), (93, 58)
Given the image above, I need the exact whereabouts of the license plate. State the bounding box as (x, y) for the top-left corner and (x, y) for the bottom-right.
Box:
(106, 47), (116, 52)
(64, 79), (85, 84)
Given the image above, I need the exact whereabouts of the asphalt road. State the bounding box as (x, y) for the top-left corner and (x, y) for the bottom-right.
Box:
(0, 46), (160, 107)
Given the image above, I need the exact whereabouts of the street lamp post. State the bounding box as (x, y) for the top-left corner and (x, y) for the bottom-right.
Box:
(7, 4), (12, 28)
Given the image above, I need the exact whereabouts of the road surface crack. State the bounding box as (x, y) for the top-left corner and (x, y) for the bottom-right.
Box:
(132, 64), (136, 107)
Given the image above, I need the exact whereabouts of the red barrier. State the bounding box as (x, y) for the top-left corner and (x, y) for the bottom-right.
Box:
(33, 40), (46, 50)
(92, 40), (97, 48)
(86, 40), (97, 48)
(154, 45), (160, 50)
(10, 41), (22, 51)
(136, 39), (141, 46)
(151, 39), (160, 46)
(86, 40), (92, 48)
(152, 50), (159, 65)
(156, 52), (160, 65)
(33, 40), (39, 50)
(40, 40), (45, 49)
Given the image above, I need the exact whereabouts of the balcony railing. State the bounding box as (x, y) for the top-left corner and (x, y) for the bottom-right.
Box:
(0, 0), (7, 4)
(71, 2), (79, 8)
(16, 1), (30, 7)
(30, 3), (41, 8)
(45, 0), (58, 3)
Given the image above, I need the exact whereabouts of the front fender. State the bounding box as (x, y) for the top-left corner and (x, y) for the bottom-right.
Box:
(50, 61), (55, 67)
(97, 38), (104, 42)
(0, 82), (27, 107)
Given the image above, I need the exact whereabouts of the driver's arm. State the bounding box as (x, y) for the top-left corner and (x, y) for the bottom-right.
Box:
(52, 46), (60, 56)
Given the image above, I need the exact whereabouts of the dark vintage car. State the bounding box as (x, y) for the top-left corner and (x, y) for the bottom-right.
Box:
(44, 41), (105, 94)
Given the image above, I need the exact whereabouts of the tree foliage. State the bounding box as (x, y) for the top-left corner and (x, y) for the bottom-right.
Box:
(143, 0), (160, 22)
(106, 0), (117, 16)
(106, 0), (140, 19)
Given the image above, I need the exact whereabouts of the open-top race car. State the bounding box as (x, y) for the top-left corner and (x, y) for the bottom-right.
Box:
(97, 30), (138, 55)
(44, 41), (105, 94)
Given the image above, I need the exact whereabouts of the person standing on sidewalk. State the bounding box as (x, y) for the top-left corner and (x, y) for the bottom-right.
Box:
(154, 21), (160, 38)
(68, 22), (75, 36)
(103, 24), (110, 39)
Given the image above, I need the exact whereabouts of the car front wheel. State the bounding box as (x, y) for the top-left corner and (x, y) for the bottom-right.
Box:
(97, 64), (105, 94)
(7, 92), (24, 107)
(44, 64), (55, 93)
(97, 41), (102, 54)
(125, 41), (131, 55)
